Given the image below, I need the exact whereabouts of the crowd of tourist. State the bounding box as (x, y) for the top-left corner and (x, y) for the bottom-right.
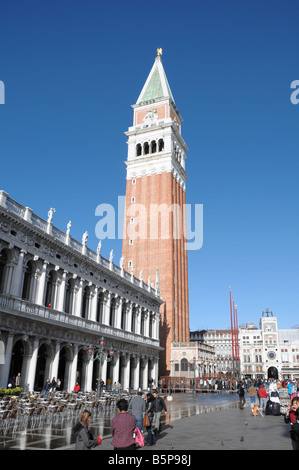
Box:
(235, 378), (299, 450)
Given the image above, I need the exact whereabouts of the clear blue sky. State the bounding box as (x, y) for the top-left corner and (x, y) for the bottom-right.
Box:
(0, 1), (298, 331)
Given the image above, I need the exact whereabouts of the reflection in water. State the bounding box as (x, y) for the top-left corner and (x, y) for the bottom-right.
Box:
(0, 393), (238, 450)
(163, 394), (238, 427)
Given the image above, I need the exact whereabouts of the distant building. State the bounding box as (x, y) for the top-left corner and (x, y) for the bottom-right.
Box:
(190, 329), (235, 376)
(170, 341), (216, 379)
(239, 310), (299, 380)
(190, 309), (299, 380)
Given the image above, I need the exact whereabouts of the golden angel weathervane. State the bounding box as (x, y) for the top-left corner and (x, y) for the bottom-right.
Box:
(157, 48), (163, 56)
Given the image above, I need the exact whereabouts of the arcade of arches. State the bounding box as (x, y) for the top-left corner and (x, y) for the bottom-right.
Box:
(0, 218), (161, 392)
(2, 336), (157, 392)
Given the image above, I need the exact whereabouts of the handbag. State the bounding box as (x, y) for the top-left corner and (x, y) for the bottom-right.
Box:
(134, 427), (144, 447)
(143, 411), (150, 428)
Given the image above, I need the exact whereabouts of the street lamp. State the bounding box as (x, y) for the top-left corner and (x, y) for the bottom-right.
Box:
(188, 357), (198, 398)
(88, 337), (114, 400)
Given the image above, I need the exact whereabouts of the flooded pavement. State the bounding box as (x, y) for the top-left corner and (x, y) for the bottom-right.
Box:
(0, 392), (238, 450)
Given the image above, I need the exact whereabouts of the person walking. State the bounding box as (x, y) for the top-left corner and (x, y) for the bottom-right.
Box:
(152, 390), (167, 434)
(238, 384), (246, 410)
(257, 384), (269, 413)
(73, 410), (102, 450)
(50, 377), (57, 392)
(43, 378), (51, 398)
(128, 391), (145, 432)
(111, 398), (136, 450)
(249, 384), (256, 411)
(144, 393), (155, 446)
(56, 378), (61, 391)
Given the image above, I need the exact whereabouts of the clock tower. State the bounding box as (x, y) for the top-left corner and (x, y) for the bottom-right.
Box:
(122, 50), (190, 376)
(260, 310), (281, 380)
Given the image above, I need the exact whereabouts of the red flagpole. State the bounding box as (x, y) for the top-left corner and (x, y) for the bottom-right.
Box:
(233, 296), (237, 360)
(235, 304), (239, 361)
(229, 286), (235, 360)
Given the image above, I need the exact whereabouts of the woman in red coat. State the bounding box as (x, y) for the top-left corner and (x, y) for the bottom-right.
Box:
(257, 385), (269, 413)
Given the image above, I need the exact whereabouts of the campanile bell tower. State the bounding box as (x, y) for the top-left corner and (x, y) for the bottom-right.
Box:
(122, 50), (190, 376)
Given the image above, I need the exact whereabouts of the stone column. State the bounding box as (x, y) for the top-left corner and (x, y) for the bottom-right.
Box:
(10, 249), (26, 297)
(36, 261), (49, 306)
(0, 333), (14, 388)
(2, 261), (14, 295)
(102, 291), (111, 325)
(29, 265), (39, 303)
(26, 338), (39, 392)
(142, 357), (149, 390)
(126, 302), (133, 332)
(51, 342), (60, 381)
(57, 271), (67, 312)
(51, 268), (60, 310)
(133, 355), (140, 390)
(69, 277), (77, 315)
(74, 279), (84, 317)
(101, 353), (108, 385)
(122, 354), (130, 391)
(153, 313), (159, 340)
(153, 357), (159, 386)
(144, 310), (150, 337)
(89, 286), (98, 322)
(85, 355), (94, 392)
(69, 345), (78, 392)
(114, 297), (123, 330)
(112, 351), (120, 384)
(135, 306), (141, 335)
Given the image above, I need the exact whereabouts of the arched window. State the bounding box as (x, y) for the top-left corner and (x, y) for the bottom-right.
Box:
(64, 278), (72, 313)
(143, 142), (149, 155)
(81, 285), (89, 319)
(151, 140), (157, 153)
(136, 143), (142, 156)
(109, 297), (116, 327)
(96, 291), (104, 323)
(140, 311), (145, 335)
(158, 139), (164, 152)
(181, 358), (188, 372)
(131, 305), (136, 332)
(22, 260), (33, 301)
(121, 303), (127, 330)
(45, 271), (54, 307)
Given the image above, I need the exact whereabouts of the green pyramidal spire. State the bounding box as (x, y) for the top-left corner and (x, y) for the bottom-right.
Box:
(136, 50), (174, 104)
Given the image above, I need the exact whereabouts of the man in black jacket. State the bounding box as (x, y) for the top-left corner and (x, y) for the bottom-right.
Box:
(152, 390), (167, 434)
(238, 383), (246, 410)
